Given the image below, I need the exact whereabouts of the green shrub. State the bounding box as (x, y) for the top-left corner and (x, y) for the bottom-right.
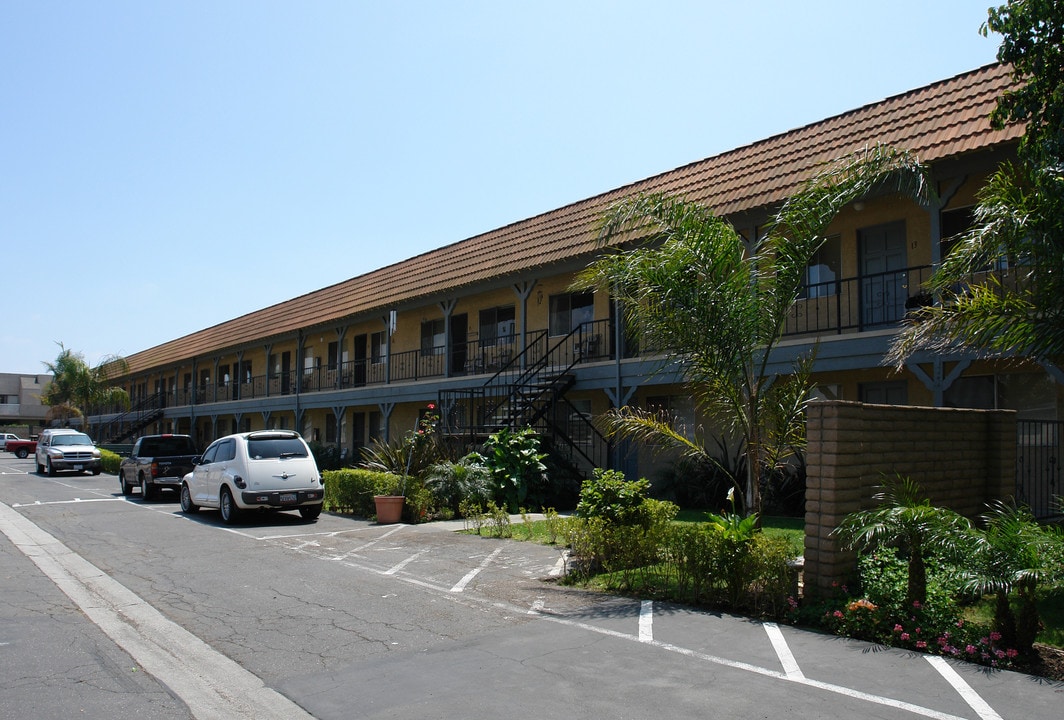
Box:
(576, 470), (652, 526)
(424, 452), (493, 513)
(323, 468), (402, 516)
(100, 448), (122, 475)
(483, 427), (548, 512)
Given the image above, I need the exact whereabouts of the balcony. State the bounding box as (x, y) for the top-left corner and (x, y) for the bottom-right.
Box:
(120, 263), (1015, 413)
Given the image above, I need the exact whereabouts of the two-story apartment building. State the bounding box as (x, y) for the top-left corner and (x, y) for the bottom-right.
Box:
(94, 63), (1053, 483)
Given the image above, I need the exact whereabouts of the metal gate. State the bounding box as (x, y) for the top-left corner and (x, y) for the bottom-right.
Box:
(1016, 420), (1062, 520)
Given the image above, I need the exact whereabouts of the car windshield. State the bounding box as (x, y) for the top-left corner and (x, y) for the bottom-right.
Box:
(247, 436), (308, 460)
(53, 434), (92, 446)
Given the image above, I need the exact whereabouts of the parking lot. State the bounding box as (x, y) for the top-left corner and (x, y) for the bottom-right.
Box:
(1, 454), (1061, 719)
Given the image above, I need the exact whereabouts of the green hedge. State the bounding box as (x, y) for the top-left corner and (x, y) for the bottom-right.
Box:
(323, 469), (403, 517)
(100, 448), (122, 475)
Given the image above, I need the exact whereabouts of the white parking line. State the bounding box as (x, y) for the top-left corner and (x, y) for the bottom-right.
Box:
(764, 621), (804, 679)
(450, 547), (503, 592)
(0, 500), (312, 720)
(639, 600), (654, 642)
(384, 550), (428, 575)
(925, 655), (1004, 720)
(12, 498), (124, 507)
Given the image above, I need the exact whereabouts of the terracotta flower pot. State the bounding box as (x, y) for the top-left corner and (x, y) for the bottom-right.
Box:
(374, 495), (404, 524)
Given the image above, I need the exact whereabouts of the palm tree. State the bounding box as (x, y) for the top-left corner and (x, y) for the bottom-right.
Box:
(833, 475), (971, 608)
(576, 145), (933, 515)
(889, 2), (1064, 366)
(887, 160), (1064, 366)
(961, 499), (1064, 654)
(42, 343), (130, 438)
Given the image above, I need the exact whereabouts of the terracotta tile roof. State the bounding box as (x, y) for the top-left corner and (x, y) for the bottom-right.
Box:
(125, 63), (1022, 374)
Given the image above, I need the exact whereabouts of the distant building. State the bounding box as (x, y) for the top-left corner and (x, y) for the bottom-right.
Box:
(0, 373), (51, 430)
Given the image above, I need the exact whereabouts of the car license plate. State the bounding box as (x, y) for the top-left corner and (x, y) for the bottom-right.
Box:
(73, 464), (83, 471)
(280, 493), (297, 504)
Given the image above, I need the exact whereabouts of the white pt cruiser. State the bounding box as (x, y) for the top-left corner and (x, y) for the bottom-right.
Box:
(180, 430), (324, 523)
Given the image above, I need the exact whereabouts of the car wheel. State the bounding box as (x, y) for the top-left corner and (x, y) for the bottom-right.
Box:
(15, 448), (28, 459)
(120, 473), (133, 496)
(46, 458), (57, 477)
(219, 487), (240, 524)
(91, 467), (101, 476)
(180, 484), (199, 514)
(140, 474), (155, 501)
(299, 505), (322, 521)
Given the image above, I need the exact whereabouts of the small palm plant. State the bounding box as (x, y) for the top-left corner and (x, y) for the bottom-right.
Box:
(961, 499), (1064, 654)
(424, 453), (493, 515)
(833, 475), (970, 608)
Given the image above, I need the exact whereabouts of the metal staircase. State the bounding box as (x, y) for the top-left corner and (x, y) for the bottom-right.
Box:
(439, 323), (610, 476)
(99, 392), (165, 443)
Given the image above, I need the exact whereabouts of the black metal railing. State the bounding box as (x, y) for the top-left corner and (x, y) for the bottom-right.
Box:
(1017, 419), (1063, 520)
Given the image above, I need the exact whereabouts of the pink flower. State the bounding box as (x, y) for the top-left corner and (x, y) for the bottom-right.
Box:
(901, 633), (911, 641)
(914, 628), (921, 635)
(916, 641), (927, 649)
(990, 631), (1002, 642)
(966, 645), (977, 654)
(893, 624), (904, 633)
(1006, 648), (1019, 658)
(833, 610), (844, 618)
(912, 600), (922, 609)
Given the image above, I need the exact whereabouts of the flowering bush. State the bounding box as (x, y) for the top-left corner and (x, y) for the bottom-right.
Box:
(819, 548), (1021, 669)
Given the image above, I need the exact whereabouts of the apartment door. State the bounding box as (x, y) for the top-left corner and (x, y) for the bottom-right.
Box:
(280, 351), (292, 394)
(859, 221), (908, 328)
(449, 313), (468, 374)
(353, 334), (367, 386)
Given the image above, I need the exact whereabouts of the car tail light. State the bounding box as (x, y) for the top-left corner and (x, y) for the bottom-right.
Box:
(151, 462), (159, 478)
(233, 475), (246, 489)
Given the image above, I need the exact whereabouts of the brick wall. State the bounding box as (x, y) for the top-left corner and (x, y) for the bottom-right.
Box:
(803, 400), (1015, 598)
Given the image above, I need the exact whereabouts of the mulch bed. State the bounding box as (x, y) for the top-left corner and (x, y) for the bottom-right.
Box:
(1027, 643), (1064, 682)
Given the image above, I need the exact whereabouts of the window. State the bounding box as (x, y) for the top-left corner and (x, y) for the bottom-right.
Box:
(802, 234), (840, 298)
(943, 375), (996, 410)
(549, 292), (594, 336)
(371, 331), (386, 364)
(241, 361), (252, 384)
(479, 305), (516, 346)
(247, 435), (308, 459)
(420, 318), (445, 356)
(940, 206), (976, 260)
(303, 351), (320, 375)
(327, 341), (340, 371)
(645, 395), (695, 439)
(858, 381), (907, 405)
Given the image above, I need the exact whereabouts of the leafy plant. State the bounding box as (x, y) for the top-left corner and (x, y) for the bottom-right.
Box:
(960, 499), (1064, 654)
(576, 470), (652, 526)
(424, 452), (493, 513)
(833, 475), (970, 607)
(483, 427), (548, 512)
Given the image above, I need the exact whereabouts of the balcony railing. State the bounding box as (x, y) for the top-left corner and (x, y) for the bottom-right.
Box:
(123, 264), (1020, 410)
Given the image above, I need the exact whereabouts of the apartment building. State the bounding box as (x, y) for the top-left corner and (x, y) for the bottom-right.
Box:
(0, 372), (51, 429)
(96, 63), (1052, 482)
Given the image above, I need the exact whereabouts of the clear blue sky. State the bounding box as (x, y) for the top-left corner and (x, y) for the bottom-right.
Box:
(1, 1), (1001, 374)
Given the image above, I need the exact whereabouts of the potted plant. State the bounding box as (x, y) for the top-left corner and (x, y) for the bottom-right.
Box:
(368, 403), (441, 524)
